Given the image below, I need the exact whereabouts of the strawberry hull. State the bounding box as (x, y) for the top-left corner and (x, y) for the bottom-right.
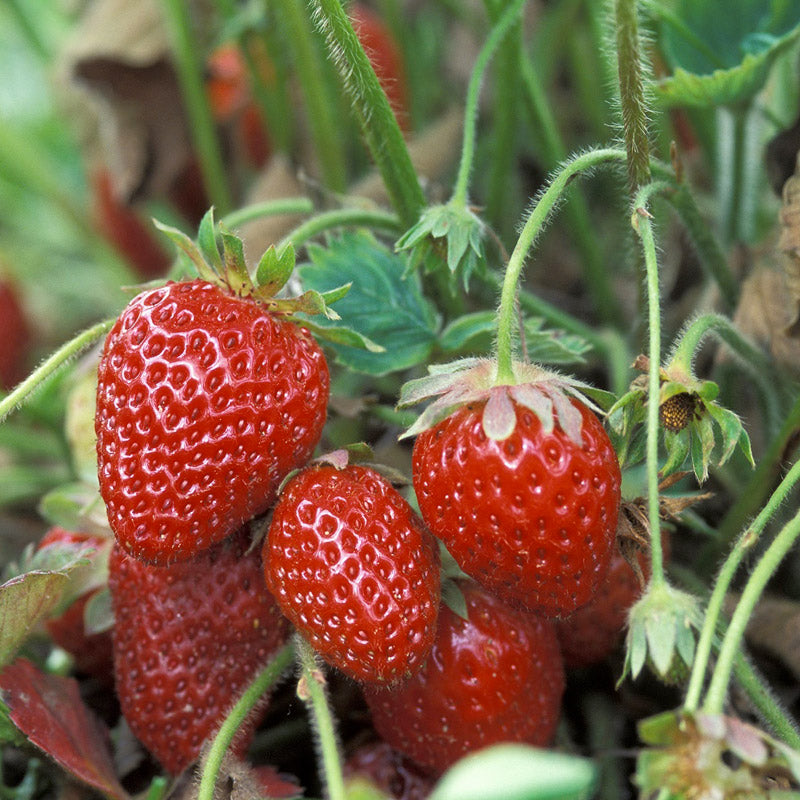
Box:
(95, 279), (329, 565)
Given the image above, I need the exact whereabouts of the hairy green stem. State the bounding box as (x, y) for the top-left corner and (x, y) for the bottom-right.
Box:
(494, 147), (627, 384)
(221, 197), (315, 229)
(614, 0), (652, 197)
(274, 2), (347, 192)
(0, 320), (114, 424)
(295, 635), (346, 800)
(277, 207), (402, 250)
(451, 0), (527, 208)
(632, 182), (671, 589)
(309, 0), (425, 227)
(684, 456), (800, 711)
(159, 0), (233, 216)
(703, 507), (800, 715)
(197, 642), (294, 800)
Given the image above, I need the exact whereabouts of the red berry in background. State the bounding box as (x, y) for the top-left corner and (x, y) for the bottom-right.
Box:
(350, 3), (411, 132)
(95, 278), (329, 565)
(364, 580), (564, 775)
(0, 278), (30, 391)
(108, 525), (290, 776)
(263, 462), (440, 684)
(37, 527), (114, 682)
(344, 740), (436, 800)
(412, 393), (621, 617)
(91, 167), (172, 280)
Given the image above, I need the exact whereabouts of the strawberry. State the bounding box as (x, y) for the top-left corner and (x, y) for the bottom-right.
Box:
(263, 461), (441, 684)
(406, 361), (621, 617)
(364, 579), (565, 775)
(108, 524), (291, 775)
(95, 276), (329, 565)
(37, 527), (114, 682)
(0, 277), (30, 390)
(344, 740), (436, 800)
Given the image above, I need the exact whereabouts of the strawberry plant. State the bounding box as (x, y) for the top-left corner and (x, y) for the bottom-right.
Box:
(3, 1), (800, 799)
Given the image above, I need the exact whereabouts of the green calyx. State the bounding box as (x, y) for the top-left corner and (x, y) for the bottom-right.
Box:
(154, 209), (349, 319)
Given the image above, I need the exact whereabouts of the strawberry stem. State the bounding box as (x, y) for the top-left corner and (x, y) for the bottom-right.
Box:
(196, 641), (295, 800)
(702, 506), (800, 717)
(494, 147), (627, 385)
(221, 197), (315, 229)
(160, 0), (234, 216)
(0, 320), (114, 424)
(631, 181), (672, 589)
(277, 207), (402, 250)
(684, 458), (800, 713)
(295, 635), (347, 800)
(310, 0), (426, 227)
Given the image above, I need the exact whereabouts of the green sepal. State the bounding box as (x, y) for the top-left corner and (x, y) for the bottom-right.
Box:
(83, 586), (114, 636)
(38, 482), (111, 538)
(659, 380), (692, 404)
(607, 388), (646, 436)
(197, 208), (223, 273)
(299, 318), (384, 353)
(255, 243), (296, 296)
(644, 605), (678, 678)
(690, 413), (716, 484)
(441, 579), (469, 621)
(696, 380), (719, 403)
(706, 403), (754, 468)
(152, 218), (218, 284)
(661, 429), (691, 478)
(220, 229), (251, 295)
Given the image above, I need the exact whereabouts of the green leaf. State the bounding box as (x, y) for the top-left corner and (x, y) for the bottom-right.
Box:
(650, 0), (800, 107)
(298, 232), (439, 375)
(428, 744), (597, 800)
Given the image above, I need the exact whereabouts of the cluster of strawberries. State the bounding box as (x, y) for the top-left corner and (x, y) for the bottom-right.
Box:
(32, 232), (641, 794)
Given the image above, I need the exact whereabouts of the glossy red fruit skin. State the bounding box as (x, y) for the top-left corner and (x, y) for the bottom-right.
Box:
(96, 279), (329, 565)
(344, 741), (436, 800)
(412, 398), (621, 617)
(365, 580), (565, 775)
(109, 526), (290, 775)
(555, 542), (652, 669)
(38, 527), (114, 681)
(0, 279), (30, 390)
(264, 464), (440, 685)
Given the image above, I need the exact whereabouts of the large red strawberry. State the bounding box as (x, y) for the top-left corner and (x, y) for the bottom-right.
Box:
(0, 277), (30, 390)
(364, 579), (565, 774)
(263, 460), (440, 684)
(96, 228), (330, 565)
(37, 527), (114, 682)
(406, 360), (621, 617)
(109, 524), (291, 775)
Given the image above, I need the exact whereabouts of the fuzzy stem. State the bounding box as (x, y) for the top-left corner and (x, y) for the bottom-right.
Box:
(494, 147), (627, 385)
(632, 181), (672, 589)
(309, 0), (425, 227)
(197, 642), (294, 800)
(143, 777), (169, 800)
(159, 0), (234, 216)
(703, 507), (800, 715)
(277, 207), (402, 250)
(0, 320), (114, 424)
(451, 0), (527, 208)
(295, 635), (347, 800)
(614, 0), (652, 197)
(683, 458), (800, 711)
(273, 2), (347, 192)
(221, 198), (315, 229)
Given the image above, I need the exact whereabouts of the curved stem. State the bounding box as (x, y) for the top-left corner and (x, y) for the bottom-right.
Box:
(683, 458), (800, 711)
(703, 506), (800, 715)
(631, 183), (671, 589)
(494, 146), (627, 384)
(451, 0), (527, 207)
(0, 320), (114, 424)
(309, 0), (425, 227)
(277, 207), (402, 250)
(295, 635), (346, 800)
(159, 0), (233, 216)
(197, 642), (295, 800)
(221, 198), (315, 230)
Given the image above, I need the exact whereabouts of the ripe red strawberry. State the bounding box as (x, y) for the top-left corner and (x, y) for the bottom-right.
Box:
(108, 525), (291, 775)
(96, 278), (329, 564)
(38, 527), (114, 682)
(555, 543), (648, 668)
(0, 277), (30, 390)
(364, 579), (565, 774)
(263, 462), (441, 684)
(344, 740), (436, 800)
(408, 363), (621, 617)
